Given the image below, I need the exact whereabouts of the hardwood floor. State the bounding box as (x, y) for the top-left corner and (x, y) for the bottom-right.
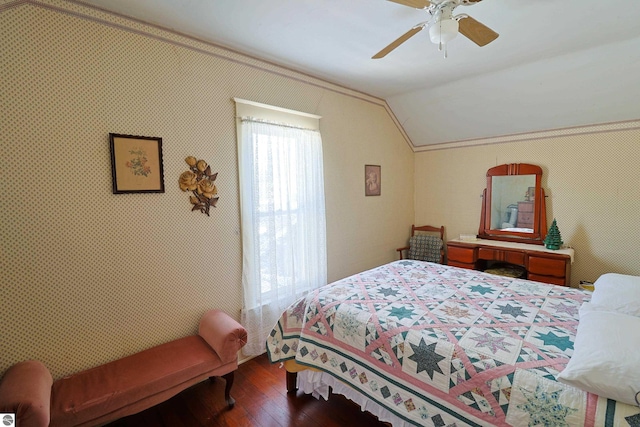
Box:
(107, 353), (388, 427)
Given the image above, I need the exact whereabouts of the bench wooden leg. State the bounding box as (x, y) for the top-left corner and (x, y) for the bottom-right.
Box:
(286, 371), (297, 394)
(222, 372), (235, 408)
(208, 373), (236, 408)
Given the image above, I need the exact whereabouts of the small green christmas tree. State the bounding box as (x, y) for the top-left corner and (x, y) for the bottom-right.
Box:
(544, 218), (563, 250)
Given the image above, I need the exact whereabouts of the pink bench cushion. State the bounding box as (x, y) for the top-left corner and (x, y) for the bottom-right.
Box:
(50, 335), (228, 427)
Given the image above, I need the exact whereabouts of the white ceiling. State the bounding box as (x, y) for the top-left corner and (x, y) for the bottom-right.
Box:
(82, 0), (640, 147)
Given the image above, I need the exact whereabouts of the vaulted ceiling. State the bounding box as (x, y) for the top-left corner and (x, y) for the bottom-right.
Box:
(82, 0), (640, 148)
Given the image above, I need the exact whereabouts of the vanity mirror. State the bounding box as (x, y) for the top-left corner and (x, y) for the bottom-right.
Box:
(448, 163), (572, 286)
(478, 163), (548, 244)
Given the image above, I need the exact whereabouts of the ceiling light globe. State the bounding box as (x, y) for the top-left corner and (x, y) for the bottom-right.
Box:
(429, 18), (459, 44)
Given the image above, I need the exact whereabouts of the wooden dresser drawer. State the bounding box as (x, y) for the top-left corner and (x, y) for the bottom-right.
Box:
(528, 256), (566, 278)
(447, 245), (476, 264)
(448, 260), (475, 270)
(477, 247), (495, 260)
(517, 213), (534, 228)
(478, 248), (525, 265)
(528, 273), (566, 286)
(518, 201), (534, 212)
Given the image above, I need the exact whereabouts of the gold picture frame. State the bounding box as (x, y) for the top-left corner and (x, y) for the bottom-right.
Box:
(365, 164), (381, 196)
(109, 133), (165, 194)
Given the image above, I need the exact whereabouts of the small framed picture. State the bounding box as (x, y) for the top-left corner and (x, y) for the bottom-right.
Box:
(365, 164), (381, 196)
(109, 133), (165, 194)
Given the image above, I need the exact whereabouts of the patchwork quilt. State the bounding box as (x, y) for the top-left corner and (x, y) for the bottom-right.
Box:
(266, 260), (640, 426)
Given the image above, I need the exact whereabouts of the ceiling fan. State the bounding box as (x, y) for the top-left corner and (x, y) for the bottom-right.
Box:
(372, 0), (499, 59)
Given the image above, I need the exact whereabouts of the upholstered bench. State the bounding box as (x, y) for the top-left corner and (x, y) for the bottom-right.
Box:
(0, 309), (247, 427)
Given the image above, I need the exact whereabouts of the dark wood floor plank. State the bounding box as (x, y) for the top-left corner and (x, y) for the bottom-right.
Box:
(106, 354), (388, 427)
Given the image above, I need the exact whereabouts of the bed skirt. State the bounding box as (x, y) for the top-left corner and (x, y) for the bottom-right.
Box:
(298, 369), (415, 427)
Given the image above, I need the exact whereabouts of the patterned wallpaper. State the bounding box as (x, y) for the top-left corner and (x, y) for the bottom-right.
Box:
(2, 0), (637, 381)
(0, 0), (415, 378)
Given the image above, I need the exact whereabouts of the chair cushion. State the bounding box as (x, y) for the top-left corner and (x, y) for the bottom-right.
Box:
(408, 235), (443, 263)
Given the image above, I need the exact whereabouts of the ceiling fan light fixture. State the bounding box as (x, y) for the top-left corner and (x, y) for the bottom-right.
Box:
(372, 0), (498, 59)
(428, 18), (459, 44)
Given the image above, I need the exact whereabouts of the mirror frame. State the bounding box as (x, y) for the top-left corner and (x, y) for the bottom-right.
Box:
(478, 163), (548, 244)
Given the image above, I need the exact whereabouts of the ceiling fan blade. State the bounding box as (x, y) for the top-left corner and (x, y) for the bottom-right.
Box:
(372, 26), (424, 59)
(458, 16), (498, 47)
(386, 0), (431, 9)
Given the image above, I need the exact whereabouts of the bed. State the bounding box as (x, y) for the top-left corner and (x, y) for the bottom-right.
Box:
(266, 260), (640, 426)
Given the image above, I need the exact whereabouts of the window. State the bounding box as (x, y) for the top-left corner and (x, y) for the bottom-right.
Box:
(236, 99), (326, 355)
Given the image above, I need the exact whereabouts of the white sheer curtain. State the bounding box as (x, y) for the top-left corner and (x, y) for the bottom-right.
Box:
(238, 118), (327, 355)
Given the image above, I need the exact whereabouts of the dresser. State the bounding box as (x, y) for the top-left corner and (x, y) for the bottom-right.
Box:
(516, 201), (534, 229)
(447, 238), (574, 286)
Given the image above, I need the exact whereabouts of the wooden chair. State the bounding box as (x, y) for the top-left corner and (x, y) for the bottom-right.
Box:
(396, 225), (445, 264)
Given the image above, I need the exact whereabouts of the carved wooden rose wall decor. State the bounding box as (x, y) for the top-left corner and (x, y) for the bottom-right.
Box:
(179, 156), (219, 216)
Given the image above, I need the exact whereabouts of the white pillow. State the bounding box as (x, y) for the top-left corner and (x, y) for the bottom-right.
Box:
(557, 302), (640, 406)
(590, 273), (640, 317)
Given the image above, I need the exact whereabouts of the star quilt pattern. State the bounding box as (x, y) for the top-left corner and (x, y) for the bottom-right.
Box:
(266, 261), (640, 426)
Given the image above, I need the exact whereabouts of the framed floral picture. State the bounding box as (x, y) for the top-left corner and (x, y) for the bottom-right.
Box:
(365, 164), (381, 196)
(109, 133), (165, 194)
